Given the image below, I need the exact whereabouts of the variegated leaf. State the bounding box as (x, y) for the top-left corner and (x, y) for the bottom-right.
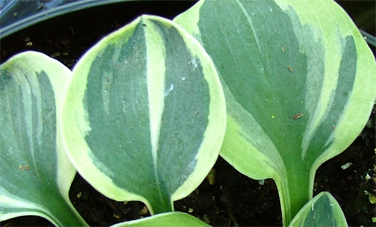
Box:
(0, 51), (87, 226)
(61, 15), (226, 214)
(175, 0), (376, 225)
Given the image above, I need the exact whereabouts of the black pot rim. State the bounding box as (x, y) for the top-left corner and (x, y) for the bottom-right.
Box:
(0, 0), (138, 39)
(0, 0), (374, 47)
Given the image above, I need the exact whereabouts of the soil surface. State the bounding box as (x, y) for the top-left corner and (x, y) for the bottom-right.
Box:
(1, 1), (375, 226)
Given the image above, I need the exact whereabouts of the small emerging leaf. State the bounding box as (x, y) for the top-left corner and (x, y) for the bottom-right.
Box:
(111, 212), (210, 227)
(289, 192), (348, 227)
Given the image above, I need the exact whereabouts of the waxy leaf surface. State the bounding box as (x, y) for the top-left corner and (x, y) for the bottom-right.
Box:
(0, 52), (86, 226)
(175, 0), (376, 225)
(62, 15), (226, 214)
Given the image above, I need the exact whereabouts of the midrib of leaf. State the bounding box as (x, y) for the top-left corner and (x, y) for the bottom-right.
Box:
(200, 1), (313, 222)
(145, 19), (173, 214)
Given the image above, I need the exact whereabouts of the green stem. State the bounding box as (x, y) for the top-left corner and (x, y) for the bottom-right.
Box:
(275, 166), (313, 226)
(145, 183), (174, 215)
(149, 197), (174, 215)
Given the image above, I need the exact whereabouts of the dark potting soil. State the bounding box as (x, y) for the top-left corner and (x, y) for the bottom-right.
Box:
(1, 1), (375, 226)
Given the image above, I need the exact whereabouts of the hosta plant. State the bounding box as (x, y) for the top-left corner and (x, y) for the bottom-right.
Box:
(1, 0), (375, 226)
